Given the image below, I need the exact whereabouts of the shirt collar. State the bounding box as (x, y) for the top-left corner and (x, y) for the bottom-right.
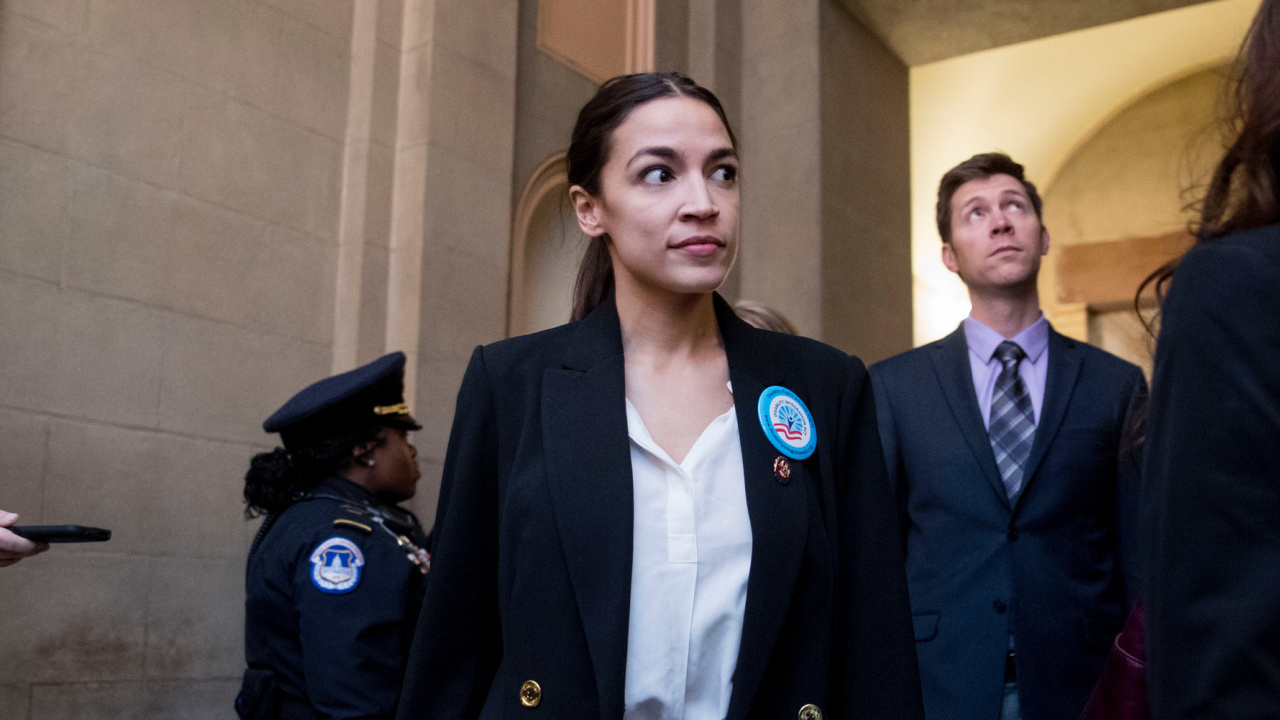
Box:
(963, 312), (1050, 364)
(319, 474), (380, 505)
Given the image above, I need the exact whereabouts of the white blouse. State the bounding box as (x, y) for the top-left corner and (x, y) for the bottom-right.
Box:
(622, 395), (753, 720)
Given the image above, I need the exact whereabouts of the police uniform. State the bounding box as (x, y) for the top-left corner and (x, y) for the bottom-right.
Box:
(236, 352), (430, 720)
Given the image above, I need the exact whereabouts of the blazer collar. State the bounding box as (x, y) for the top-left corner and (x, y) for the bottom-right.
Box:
(929, 323), (1086, 513)
(559, 293), (625, 371)
(930, 324), (1010, 510)
(1016, 329), (1083, 509)
(541, 293), (809, 719)
(715, 296), (810, 720)
(541, 296), (631, 717)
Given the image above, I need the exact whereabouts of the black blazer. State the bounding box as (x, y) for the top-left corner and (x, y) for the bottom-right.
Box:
(395, 294), (924, 720)
(870, 325), (1146, 720)
(1143, 225), (1280, 720)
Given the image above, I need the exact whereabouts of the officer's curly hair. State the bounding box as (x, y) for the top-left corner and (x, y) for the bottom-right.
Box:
(243, 425), (384, 519)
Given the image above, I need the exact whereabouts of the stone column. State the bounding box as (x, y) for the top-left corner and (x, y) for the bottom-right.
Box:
(817, 1), (910, 363)
(398, 0), (520, 526)
(332, 0), (381, 372)
(738, 0), (910, 362)
(740, 0), (823, 335)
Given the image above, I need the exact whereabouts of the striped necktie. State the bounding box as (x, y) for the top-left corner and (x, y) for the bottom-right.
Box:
(989, 341), (1035, 500)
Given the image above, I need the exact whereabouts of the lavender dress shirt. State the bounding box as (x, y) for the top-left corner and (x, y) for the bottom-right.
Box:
(964, 314), (1050, 429)
(965, 313), (1050, 655)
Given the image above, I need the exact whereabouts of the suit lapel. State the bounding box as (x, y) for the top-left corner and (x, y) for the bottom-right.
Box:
(1016, 330), (1082, 508)
(929, 325), (1010, 510)
(716, 297), (810, 720)
(540, 299), (633, 719)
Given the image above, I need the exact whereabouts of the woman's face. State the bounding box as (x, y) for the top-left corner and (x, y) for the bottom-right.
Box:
(362, 427), (420, 502)
(573, 96), (739, 297)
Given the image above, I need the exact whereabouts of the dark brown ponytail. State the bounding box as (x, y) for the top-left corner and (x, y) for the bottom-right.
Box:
(567, 72), (737, 321)
(571, 237), (615, 322)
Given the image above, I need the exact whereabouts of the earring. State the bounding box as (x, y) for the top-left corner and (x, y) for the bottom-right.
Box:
(366, 459), (375, 467)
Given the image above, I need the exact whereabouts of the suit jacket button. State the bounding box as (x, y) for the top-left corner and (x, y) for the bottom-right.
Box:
(993, 600), (1007, 614)
(1007, 528), (1019, 541)
(798, 704), (823, 720)
(519, 680), (541, 708)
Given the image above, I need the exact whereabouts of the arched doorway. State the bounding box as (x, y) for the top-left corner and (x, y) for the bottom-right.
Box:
(1039, 66), (1228, 374)
(508, 153), (591, 336)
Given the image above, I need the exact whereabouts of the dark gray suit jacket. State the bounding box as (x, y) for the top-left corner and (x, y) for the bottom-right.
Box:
(870, 325), (1146, 720)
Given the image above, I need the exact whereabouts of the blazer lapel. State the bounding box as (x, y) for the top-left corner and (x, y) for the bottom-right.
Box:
(929, 325), (1010, 510)
(716, 297), (810, 720)
(1016, 330), (1083, 507)
(540, 298), (634, 719)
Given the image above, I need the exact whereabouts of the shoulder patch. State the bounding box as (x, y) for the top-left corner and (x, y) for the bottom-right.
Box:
(333, 518), (372, 533)
(309, 537), (365, 594)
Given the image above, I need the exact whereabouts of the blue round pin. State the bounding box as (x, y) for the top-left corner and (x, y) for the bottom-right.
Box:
(757, 386), (816, 460)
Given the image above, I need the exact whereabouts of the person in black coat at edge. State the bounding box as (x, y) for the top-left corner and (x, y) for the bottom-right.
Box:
(395, 72), (923, 720)
(236, 351), (431, 720)
(1143, 1), (1280, 716)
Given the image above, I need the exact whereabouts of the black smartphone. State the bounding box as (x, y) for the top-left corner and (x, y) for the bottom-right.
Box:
(9, 525), (112, 543)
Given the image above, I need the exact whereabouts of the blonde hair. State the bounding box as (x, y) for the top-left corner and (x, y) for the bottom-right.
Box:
(733, 300), (797, 335)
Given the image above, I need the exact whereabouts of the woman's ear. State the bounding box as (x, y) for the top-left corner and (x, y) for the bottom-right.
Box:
(569, 185), (606, 238)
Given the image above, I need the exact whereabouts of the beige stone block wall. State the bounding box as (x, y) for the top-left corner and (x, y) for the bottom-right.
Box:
(510, 0), (598, 208)
(29, 680), (242, 720)
(740, 0), (824, 336)
(0, 140), (68, 282)
(0, 0), (354, 716)
(0, 1), (919, 717)
(1041, 67), (1224, 373)
(739, 0), (911, 354)
(819, 1), (911, 363)
(407, 0), (520, 526)
(357, 0), (404, 366)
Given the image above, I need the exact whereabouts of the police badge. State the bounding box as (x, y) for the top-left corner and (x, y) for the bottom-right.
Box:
(309, 537), (365, 593)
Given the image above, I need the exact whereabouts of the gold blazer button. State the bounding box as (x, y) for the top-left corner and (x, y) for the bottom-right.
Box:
(519, 680), (542, 708)
(798, 703), (823, 720)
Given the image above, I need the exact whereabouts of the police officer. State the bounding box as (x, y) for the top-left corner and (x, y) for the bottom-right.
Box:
(236, 352), (430, 720)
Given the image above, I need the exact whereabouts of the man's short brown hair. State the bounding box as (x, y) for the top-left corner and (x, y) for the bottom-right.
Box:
(936, 152), (1043, 243)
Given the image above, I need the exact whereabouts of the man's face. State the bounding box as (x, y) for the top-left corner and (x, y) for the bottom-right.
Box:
(942, 173), (1049, 294)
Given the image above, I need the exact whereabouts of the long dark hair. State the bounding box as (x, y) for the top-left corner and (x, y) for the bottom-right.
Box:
(1138, 0), (1280, 317)
(568, 72), (738, 321)
(243, 425), (383, 518)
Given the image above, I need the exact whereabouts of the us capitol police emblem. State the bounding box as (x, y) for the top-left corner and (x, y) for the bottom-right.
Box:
(309, 537), (366, 593)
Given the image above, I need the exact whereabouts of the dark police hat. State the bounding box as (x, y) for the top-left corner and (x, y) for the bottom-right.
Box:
(263, 351), (422, 450)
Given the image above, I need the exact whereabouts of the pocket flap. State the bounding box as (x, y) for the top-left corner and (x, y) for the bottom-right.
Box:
(912, 613), (939, 641)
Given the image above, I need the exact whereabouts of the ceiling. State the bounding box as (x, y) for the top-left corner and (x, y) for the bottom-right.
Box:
(841, 0), (1217, 65)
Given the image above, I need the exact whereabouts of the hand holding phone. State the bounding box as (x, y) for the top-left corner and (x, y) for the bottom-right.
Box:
(9, 525), (112, 543)
(1, 510), (50, 567)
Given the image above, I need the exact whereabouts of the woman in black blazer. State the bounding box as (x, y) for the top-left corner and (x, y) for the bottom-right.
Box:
(1143, 3), (1280, 717)
(395, 73), (922, 720)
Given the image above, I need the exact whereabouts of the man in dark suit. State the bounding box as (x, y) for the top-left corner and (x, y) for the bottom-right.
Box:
(870, 153), (1146, 720)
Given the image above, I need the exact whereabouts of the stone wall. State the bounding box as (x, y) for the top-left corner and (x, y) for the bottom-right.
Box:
(0, 0), (358, 717)
(819, 0), (910, 363)
(1041, 67), (1225, 374)
(740, 0), (910, 361)
(0, 1), (912, 717)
